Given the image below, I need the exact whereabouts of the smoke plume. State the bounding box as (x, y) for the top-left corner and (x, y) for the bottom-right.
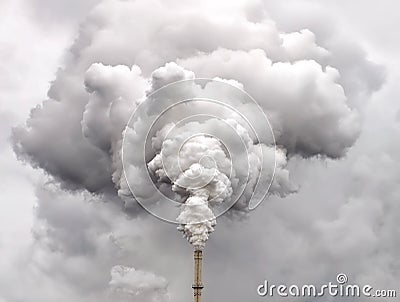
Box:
(11, 0), (375, 250)
(12, 0), (369, 204)
(6, 0), (388, 300)
(148, 133), (230, 250)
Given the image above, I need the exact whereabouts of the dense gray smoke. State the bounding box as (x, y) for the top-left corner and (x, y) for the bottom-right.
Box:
(146, 116), (279, 249)
(7, 0), (389, 301)
(12, 0), (370, 203)
(109, 265), (168, 302)
(12, 0), (376, 251)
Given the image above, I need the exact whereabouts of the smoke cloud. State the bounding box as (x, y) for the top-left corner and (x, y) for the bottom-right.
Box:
(109, 265), (169, 302)
(5, 0), (389, 301)
(12, 0), (382, 256)
(148, 133), (230, 250)
(13, 0), (374, 202)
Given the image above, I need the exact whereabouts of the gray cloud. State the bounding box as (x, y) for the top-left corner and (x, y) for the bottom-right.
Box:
(27, 0), (100, 26)
(2, 0), (398, 302)
(13, 0), (380, 197)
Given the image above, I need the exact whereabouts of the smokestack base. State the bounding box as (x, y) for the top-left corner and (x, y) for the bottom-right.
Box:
(193, 250), (203, 302)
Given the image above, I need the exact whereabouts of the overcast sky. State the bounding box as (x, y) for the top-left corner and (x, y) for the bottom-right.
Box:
(1, 1), (399, 302)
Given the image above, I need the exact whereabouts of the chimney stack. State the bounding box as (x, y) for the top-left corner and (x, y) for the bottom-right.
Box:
(192, 250), (203, 302)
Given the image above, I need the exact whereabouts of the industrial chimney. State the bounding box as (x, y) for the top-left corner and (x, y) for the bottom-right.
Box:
(192, 250), (203, 302)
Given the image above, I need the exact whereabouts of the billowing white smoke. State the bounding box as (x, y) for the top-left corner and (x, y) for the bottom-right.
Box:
(176, 192), (217, 250)
(11, 0), (383, 257)
(12, 0), (372, 201)
(148, 131), (233, 250)
(7, 0), (387, 301)
(145, 108), (294, 249)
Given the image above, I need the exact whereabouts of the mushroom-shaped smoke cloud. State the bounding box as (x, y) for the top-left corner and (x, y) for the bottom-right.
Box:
(120, 67), (297, 250)
(11, 0), (379, 252)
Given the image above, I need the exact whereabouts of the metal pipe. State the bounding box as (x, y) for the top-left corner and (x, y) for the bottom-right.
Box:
(192, 250), (203, 302)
